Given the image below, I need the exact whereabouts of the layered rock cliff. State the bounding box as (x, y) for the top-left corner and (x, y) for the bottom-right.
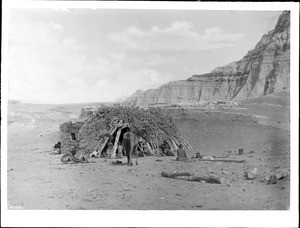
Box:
(126, 11), (290, 106)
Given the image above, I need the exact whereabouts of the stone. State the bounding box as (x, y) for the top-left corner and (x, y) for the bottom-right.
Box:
(245, 168), (258, 180)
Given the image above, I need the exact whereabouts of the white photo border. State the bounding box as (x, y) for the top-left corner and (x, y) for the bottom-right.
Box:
(1, 1), (299, 227)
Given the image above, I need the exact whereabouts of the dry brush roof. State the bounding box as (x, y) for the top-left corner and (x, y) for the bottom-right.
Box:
(60, 119), (85, 132)
(78, 105), (191, 153)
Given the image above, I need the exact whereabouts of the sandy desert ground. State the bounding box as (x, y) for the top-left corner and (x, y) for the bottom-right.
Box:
(7, 91), (290, 210)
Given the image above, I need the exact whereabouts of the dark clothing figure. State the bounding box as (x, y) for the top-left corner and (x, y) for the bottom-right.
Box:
(54, 142), (61, 149)
(165, 150), (174, 156)
(137, 150), (145, 157)
(159, 140), (172, 156)
(53, 142), (61, 154)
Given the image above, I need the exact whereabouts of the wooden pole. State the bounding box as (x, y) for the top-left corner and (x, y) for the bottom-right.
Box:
(95, 125), (118, 154)
(178, 136), (192, 150)
(180, 136), (192, 150)
(161, 172), (223, 184)
(179, 140), (189, 151)
(168, 140), (174, 151)
(188, 175), (223, 184)
(161, 171), (194, 178)
(111, 127), (122, 158)
(170, 140), (178, 151)
(95, 121), (128, 157)
(93, 134), (107, 152)
(97, 137), (109, 154)
(109, 125), (118, 135)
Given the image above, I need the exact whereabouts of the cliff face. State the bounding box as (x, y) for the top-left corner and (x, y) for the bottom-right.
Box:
(126, 11), (290, 106)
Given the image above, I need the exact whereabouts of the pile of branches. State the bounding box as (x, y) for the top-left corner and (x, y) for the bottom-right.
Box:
(78, 117), (108, 154)
(78, 104), (191, 153)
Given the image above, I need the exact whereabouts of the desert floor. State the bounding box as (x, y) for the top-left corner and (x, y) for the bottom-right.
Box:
(7, 91), (290, 210)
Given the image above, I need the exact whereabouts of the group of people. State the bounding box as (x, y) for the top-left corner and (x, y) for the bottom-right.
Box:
(158, 140), (188, 160)
(135, 141), (154, 157)
(103, 140), (124, 158)
(58, 137), (188, 163)
(158, 140), (174, 156)
(104, 139), (154, 158)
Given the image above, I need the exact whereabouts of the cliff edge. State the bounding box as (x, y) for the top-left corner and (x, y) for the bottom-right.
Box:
(125, 11), (290, 106)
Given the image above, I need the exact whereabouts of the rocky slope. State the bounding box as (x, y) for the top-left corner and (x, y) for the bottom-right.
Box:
(126, 11), (290, 106)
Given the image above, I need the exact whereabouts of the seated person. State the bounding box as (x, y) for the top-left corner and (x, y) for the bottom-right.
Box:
(60, 146), (80, 163)
(165, 149), (174, 156)
(176, 144), (188, 161)
(159, 140), (174, 156)
(54, 141), (61, 149)
(52, 141), (61, 154)
(156, 148), (165, 157)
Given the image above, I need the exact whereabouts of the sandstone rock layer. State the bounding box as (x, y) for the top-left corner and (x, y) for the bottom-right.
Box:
(126, 11), (290, 106)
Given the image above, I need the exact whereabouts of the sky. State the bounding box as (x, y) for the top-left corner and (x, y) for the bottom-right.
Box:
(7, 8), (282, 104)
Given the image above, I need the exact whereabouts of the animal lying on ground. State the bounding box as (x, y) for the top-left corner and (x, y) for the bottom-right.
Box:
(61, 153), (89, 164)
(60, 146), (80, 163)
(61, 151), (80, 163)
(122, 131), (141, 166)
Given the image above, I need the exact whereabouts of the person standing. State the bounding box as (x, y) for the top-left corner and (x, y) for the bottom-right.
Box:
(117, 142), (123, 158)
(107, 140), (114, 158)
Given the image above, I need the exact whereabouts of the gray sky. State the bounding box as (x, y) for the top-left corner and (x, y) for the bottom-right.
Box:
(7, 8), (281, 104)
